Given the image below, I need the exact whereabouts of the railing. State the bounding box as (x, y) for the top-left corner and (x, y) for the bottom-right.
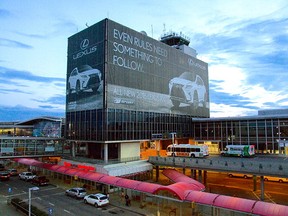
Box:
(149, 156), (288, 178)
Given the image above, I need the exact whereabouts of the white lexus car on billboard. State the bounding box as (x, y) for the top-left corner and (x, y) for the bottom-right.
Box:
(169, 72), (207, 109)
(67, 65), (102, 95)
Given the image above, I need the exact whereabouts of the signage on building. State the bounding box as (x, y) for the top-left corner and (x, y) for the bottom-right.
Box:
(66, 19), (209, 117)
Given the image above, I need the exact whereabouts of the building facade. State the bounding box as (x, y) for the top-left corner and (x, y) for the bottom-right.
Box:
(192, 110), (288, 155)
(0, 117), (65, 157)
(65, 19), (209, 161)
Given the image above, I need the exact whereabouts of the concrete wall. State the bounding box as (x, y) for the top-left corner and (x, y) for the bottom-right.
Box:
(120, 142), (140, 161)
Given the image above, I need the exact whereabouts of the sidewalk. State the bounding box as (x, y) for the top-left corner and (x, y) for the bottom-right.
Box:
(108, 193), (156, 216)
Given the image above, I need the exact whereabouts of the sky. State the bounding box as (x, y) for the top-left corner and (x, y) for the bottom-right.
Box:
(0, 0), (288, 121)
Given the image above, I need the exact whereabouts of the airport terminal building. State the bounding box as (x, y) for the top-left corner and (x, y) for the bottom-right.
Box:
(65, 18), (209, 162)
(1, 19), (287, 162)
(192, 109), (288, 155)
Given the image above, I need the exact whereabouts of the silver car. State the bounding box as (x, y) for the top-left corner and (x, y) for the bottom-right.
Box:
(169, 72), (207, 109)
(65, 187), (87, 199)
(18, 172), (36, 181)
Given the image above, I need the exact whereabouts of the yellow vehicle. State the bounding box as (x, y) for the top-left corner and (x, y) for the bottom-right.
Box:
(264, 176), (288, 183)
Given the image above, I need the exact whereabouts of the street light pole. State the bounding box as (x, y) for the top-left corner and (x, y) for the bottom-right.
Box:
(28, 186), (39, 216)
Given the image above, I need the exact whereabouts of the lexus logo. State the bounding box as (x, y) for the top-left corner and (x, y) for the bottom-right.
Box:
(80, 39), (89, 50)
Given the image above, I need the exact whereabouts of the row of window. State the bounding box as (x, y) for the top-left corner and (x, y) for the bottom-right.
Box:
(193, 118), (288, 152)
(66, 109), (193, 141)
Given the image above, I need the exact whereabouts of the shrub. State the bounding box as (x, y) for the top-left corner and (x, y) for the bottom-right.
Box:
(10, 197), (48, 216)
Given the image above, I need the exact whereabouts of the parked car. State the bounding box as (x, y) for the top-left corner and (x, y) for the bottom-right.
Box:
(0, 164), (5, 171)
(19, 172), (36, 181)
(169, 72), (207, 109)
(31, 176), (49, 186)
(67, 65), (102, 95)
(7, 169), (18, 176)
(0, 171), (10, 181)
(84, 193), (109, 207)
(228, 173), (253, 179)
(264, 176), (288, 183)
(65, 187), (87, 199)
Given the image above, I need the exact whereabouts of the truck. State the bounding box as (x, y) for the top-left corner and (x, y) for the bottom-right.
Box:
(221, 145), (255, 157)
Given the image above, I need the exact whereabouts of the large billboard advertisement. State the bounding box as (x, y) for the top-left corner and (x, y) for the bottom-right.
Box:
(106, 20), (209, 117)
(66, 20), (105, 112)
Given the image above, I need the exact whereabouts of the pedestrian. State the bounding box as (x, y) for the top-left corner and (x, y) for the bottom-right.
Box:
(125, 194), (130, 206)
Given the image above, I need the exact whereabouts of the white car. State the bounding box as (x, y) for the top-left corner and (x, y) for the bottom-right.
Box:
(67, 65), (102, 95)
(84, 193), (109, 207)
(264, 176), (288, 183)
(228, 173), (253, 179)
(65, 187), (87, 199)
(169, 72), (207, 109)
(18, 172), (36, 181)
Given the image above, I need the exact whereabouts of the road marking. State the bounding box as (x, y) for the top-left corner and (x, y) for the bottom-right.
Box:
(265, 192), (276, 203)
(64, 209), (75, 215)
(4, 192), (26, 198)
(49, 202), (55, 206)
(252, 191), (260, 200)
(252, 191), (276, 203)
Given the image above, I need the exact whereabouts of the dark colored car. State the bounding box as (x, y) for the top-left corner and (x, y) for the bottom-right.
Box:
(31, 176), (49, 186)
(0, 171), (10, 181)
(7, 169), (18, 176)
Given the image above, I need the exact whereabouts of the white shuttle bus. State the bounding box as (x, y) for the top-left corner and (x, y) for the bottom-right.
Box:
(221, 145), (255, 157)
(166, 144), (209, 158)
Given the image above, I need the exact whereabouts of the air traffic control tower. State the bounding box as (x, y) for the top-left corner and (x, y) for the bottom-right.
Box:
(160, 31), (198, 57)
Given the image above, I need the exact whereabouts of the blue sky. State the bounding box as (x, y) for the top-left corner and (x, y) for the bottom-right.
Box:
(1, 0), (288, 121)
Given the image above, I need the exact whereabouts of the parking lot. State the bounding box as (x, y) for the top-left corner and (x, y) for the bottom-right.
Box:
(0, 175), (147, 216)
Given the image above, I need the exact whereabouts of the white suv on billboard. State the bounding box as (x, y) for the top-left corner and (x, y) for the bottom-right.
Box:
(169, 72), (207, 109)
(67, 65), (101, 95)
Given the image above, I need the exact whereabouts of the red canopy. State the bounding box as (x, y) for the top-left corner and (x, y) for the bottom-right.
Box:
(99, 175), (122, 185)
(15, 158), (42, 167)
(156, 182), (200, 200)
(55, 166), (70, 174)
(116, 178), (141, 189)
(65, 168), (83, 176)
(184, 190), (219, 205)
(252, 201), (288, 216)
(48, 164), (62, 171)
(83, 172), (106, 182)
(213, 195), (256, 213)
(134, 182), (162, 194)
(162, 169), (205, 191)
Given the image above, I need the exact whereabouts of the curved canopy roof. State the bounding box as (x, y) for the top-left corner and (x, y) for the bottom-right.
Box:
(14, 158), (288, 216)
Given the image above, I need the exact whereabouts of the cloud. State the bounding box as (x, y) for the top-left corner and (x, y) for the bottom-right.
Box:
(0, 66), (66, 111)
(192, 15), (288, 117)
(34, 94), (66, 105)
(14, 19), (78, 39)
(0, 9), (11, 18)
(0, 38), (32, 49)
(0, 105), (64, 122)
(0, 66), (65, 83)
